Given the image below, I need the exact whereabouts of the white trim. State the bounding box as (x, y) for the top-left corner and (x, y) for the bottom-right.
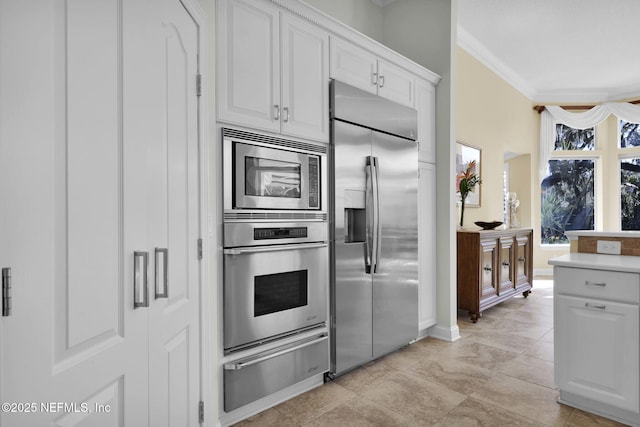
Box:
(457, 25), (640, 103)
(427, 324), (461, 342)
(457, 26), (536, 100)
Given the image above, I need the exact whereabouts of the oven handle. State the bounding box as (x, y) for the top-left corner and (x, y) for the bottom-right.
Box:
(223, 242), (327, 255)
(223, 334), (328, 370)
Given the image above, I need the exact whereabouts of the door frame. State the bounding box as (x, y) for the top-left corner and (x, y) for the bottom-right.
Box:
(178, 0), (212, 425)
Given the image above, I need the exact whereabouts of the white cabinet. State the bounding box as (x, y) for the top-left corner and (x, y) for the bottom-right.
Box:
(217, 0), (329, 142)
(330, 36), (414, 108)
(554, 266), (640, 415)
(415, 79), (436, 163)
(418, 162), (437, 331)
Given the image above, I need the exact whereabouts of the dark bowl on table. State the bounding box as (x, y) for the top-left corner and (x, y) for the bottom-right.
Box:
(474, 221), (503, 230)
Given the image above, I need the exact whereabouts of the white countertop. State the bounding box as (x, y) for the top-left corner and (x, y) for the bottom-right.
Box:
(549, 253), (640, 273)
(564, 230), (640, 240)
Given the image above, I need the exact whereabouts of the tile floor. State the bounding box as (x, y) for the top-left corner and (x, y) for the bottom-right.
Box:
(233, 278), (628, 426)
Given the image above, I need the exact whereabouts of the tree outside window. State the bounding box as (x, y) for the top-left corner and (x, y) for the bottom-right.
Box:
(541, 124), (596, 244)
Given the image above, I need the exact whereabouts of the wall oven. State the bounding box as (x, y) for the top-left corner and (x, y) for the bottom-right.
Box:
(223, 221), (328, 352)
(223, 128), (327, 218)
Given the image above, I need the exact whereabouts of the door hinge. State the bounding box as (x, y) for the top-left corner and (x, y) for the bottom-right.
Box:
(2, 267), (12, 317)
(196, 74), (202, 97)
(198, 401), (204, 424)
(197, 238), (203, 260)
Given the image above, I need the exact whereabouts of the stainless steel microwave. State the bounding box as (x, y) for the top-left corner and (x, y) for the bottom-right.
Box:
(223, 128), (327, 215)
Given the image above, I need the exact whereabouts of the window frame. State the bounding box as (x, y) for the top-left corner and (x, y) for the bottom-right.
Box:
(617, 119), (640, 229)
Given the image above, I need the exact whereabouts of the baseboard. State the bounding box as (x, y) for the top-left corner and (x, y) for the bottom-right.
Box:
(427, 324), (461, 342)
(534, 268), (553, 276)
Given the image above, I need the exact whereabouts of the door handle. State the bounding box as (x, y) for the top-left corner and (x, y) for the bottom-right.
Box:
(133, 251), (149, 308)
(282, 107), (289, 123)
(365, 157), (374, 273)
(371, 157), (381, 273)
(378, 75), (385, 88)
(155, 248), (168, 299)
(372, 72), (378, 87)
(273, 104), (280, 121)
(223, 242), (327, 255)
(2, 268), (12, 317)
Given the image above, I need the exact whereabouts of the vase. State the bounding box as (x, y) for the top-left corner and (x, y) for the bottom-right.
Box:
(459, 198), (466, 228)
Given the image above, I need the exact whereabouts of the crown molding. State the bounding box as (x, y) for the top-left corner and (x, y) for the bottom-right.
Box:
(457, 24), (640, 104)
(457, 24), (537, 100)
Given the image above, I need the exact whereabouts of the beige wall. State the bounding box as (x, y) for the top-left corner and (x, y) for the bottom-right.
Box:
(456, 48), (538, 226)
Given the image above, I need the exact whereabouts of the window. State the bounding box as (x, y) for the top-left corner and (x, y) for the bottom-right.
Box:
(620, 157), (640, 230)
(541, 124), (596, 244)
(620, 120), (640, 148)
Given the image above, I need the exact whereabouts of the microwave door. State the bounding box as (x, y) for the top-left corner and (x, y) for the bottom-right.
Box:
(234, 143), (310, 210)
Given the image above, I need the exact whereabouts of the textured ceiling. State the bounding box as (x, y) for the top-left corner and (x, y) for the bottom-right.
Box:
(457, 0), (640, 103)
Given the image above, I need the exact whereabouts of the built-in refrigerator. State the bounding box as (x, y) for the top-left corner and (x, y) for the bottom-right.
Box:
(329, 80), (419, 376)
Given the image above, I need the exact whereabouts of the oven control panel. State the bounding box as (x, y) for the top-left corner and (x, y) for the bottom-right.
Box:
(254, 227), (308, 240)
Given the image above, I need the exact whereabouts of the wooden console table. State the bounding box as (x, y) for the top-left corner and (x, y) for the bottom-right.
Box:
(457, 228), (533, 322)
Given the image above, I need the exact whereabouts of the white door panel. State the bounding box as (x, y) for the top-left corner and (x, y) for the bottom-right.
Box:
(0, 0), (201, 425)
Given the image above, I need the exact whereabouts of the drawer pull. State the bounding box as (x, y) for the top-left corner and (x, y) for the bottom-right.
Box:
(518, 257), (525, 262)
(483, 265), (492, 272)
(585, 281), (606, 287)
(224, 334), (327, 370)
(502, 261), (510, 267)
(585, 303), (606, 310)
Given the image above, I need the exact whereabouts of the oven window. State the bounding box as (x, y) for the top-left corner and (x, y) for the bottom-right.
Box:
(245, 156), (301, 199)
(254, 270), (308, 317)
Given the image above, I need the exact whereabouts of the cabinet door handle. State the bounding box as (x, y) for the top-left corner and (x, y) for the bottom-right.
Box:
(273, 105), (280, 121)
(155, 248), (168, 299)
(133, 251), (149, 309)
(378, 75), (385, 88)
(372, 72), (378, 86)
(502, 261), (510, 267)
(585, 281), (606, 287)
(483, 265), (492, 272)
(518, 257), (526, 262)
(585, 303), (606, 310)
(282, 107), (289, 123)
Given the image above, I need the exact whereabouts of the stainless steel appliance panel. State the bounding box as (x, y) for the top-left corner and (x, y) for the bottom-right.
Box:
(330, 80), (417, 140)
(224, 243), (328, 350)
(371, 131), (418, 358)
(331, 121), (373, 374)
(224, 334), (329, 412)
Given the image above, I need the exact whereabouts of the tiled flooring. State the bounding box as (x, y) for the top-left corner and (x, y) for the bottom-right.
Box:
(234, 278), (627, 426)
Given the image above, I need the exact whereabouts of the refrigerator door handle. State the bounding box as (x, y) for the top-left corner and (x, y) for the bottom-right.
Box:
(371, 157), (381, 273)
(365, 156), (374, 274)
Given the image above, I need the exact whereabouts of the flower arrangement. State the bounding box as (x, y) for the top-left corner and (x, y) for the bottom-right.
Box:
(456, 160), (481, 227)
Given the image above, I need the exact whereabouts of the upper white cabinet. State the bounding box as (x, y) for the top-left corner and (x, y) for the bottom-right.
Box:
(415, 79), (436, 163)
(217, 0), (329, 142)
(330, 37), (414, 108)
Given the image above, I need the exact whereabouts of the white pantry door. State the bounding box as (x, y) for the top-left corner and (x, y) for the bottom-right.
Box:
(0, 0), (202, 426)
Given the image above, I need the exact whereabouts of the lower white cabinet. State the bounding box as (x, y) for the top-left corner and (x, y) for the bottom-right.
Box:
(554, 265), (640, 422)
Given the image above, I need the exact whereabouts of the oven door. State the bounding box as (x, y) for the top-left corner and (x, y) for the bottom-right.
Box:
(223, 242), (328, 351)
(233, 142), (320, 210)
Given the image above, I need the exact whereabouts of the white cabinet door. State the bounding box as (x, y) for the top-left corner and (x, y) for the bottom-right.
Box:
(329, 36), (377, 95)
(418, 163), (437, 331)
(217, 0), (280, 132)
(0, 1), (202, 426)
(140, 1), (202, 425)
(415, 79), (436, 163)
(281, 13), (329, 142)
(376, 60), (414, 108)
(555, 294), (639, 412)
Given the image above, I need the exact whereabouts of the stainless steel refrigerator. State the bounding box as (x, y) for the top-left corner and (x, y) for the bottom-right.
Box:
(329, 80), (419, 376)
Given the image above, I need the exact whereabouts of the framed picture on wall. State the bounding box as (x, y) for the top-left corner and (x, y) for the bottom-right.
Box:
(456, 141), (482, 208)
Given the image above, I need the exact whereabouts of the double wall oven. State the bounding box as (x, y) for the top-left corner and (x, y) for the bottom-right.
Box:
(221, 128), (329, 412)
